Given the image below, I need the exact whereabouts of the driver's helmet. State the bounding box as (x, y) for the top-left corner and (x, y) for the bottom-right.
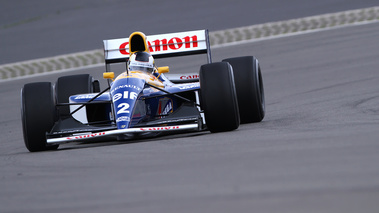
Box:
(127, 51), (155, 73)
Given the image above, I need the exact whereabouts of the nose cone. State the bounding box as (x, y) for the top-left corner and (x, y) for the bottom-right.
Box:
(110, 76), (144, 129)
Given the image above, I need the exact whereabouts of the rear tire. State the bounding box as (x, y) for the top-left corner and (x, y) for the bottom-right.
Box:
(21, 82), (58, 152)
(222, 56), (265, 123)
(200, 62), (240, 132)
(55, 74), (95, 117)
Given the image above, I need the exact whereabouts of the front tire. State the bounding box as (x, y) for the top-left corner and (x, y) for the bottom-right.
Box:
(21, 82), (58, 152)
(200, 62), (240, 132)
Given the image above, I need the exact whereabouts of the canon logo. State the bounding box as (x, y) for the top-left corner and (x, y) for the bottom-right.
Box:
(119, 35), (198, 55)
(66, 132), (106, 140)
(180, 74), (199, 80)
(140, 126), (180, 131)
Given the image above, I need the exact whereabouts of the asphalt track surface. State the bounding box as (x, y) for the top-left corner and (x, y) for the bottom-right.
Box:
(1, 21), (379, 213)
(1, 1), (379, 213)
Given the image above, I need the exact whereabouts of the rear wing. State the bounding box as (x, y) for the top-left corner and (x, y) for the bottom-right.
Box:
(103, 29), (212, 72)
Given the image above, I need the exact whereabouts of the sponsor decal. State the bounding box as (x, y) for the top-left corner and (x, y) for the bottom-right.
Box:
(116, 103), (130, 114)
(158, 98), (173, 116)
(119, 35), (198, 55)
(116, 116), (130, 122)
(140, 126), (180, 131)
(177, 84), (199, 90)
(112, 91), (138, 102)
(180, 74), (199, 80)
(111, 84), (142, 93)
(66, 132), (106, 140)
(75, 94), (96, 99)
(112, 90), (138, 115)
(161, 102), (172, 115)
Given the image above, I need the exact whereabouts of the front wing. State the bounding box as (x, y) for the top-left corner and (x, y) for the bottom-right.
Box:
(46, 123), (199, 145)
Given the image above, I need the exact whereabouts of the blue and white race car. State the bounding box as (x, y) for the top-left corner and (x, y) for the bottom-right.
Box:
(21, 30), (265, 152)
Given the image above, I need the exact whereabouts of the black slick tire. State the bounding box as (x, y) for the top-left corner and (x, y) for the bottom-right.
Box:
(200, 62), (240, 132)
(222, 56), (265, 123)
(21, 82), (58, 152)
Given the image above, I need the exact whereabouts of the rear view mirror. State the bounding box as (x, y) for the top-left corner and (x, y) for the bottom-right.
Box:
(103, 72), (115, 79)
(157, 66), (169, 73)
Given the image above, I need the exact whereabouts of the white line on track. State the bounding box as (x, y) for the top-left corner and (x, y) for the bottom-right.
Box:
(1, 6), (378, 82)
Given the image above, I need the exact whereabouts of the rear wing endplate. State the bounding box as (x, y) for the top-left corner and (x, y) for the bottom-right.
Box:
(103, 29), (212, 71)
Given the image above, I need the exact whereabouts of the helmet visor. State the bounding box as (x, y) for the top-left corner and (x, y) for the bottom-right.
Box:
(128, 61), (154, 72)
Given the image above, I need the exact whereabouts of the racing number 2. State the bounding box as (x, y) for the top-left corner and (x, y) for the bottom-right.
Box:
(117, 103), (130, 114)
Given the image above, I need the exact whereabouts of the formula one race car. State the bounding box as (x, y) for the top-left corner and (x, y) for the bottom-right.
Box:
(21, 30), (265, 152)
